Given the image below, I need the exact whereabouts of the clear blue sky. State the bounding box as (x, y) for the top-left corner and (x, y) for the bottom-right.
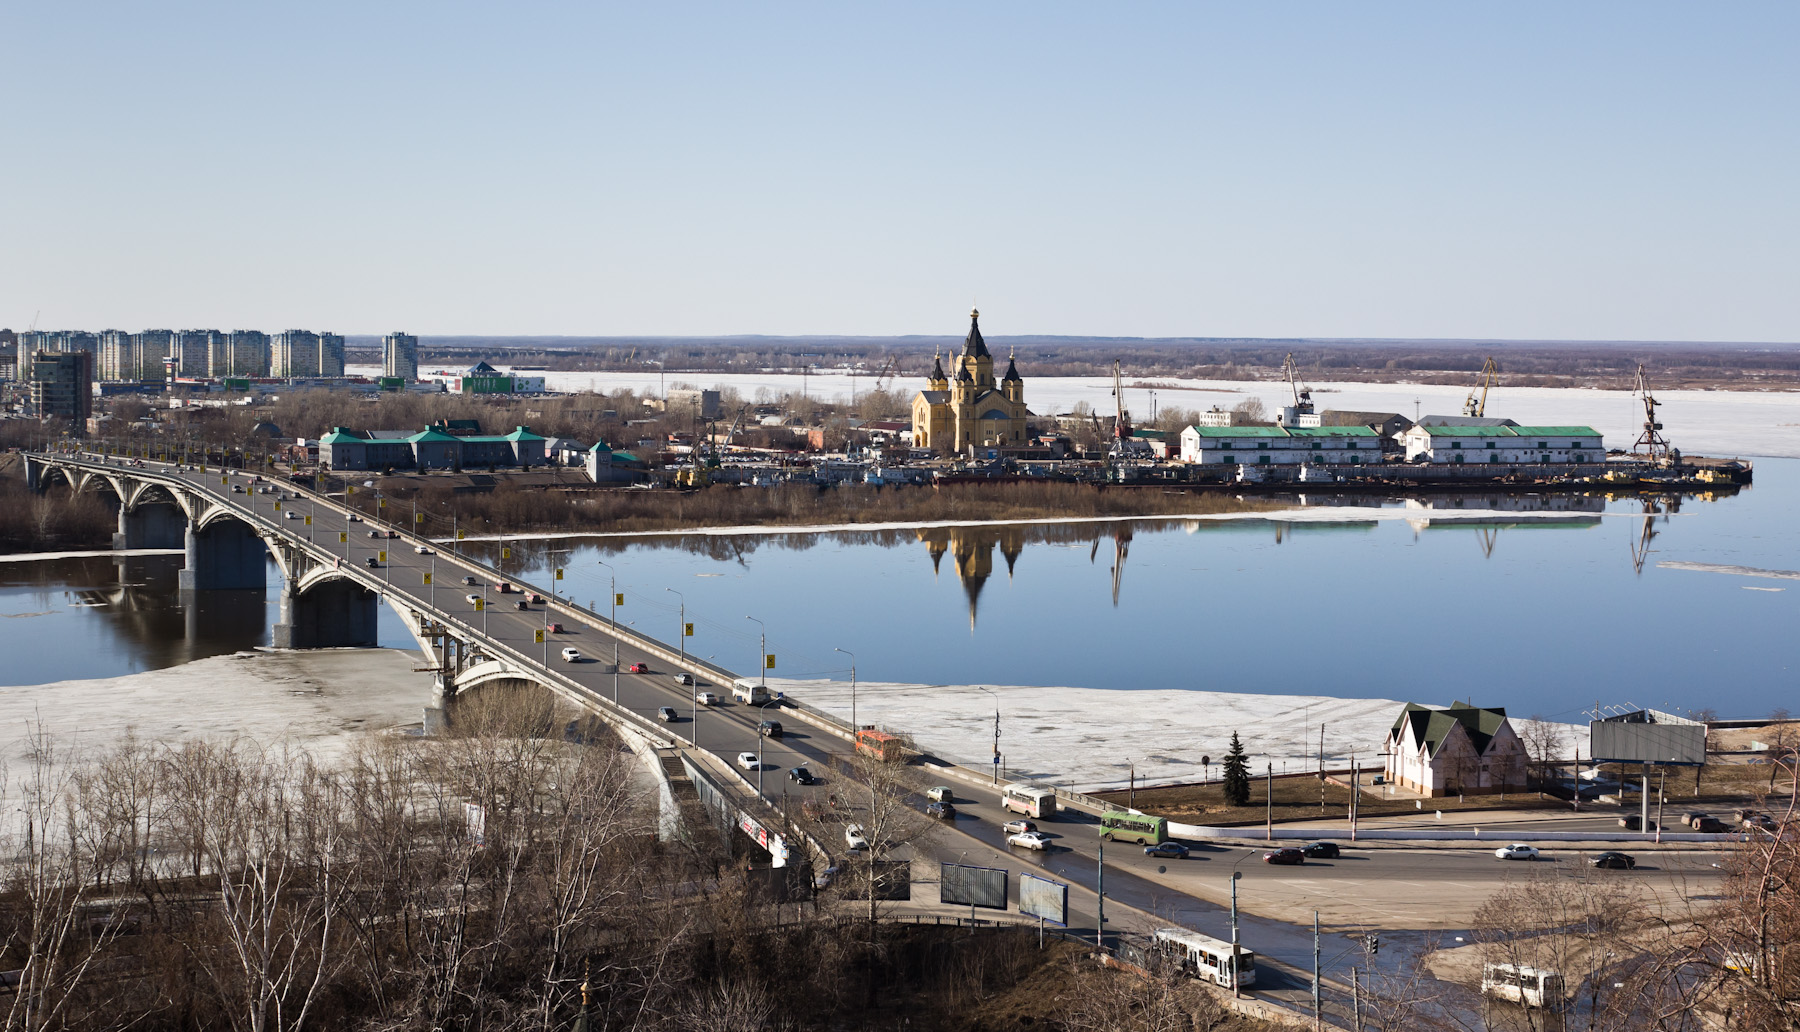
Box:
(4, 3), (1795, 341)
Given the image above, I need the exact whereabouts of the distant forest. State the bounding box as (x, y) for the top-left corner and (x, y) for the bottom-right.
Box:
(345, 334), (1800, 389)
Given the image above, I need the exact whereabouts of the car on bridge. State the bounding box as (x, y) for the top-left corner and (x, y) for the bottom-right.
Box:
(513, 600), (529, 611)
(1494, 844), (1541, 861)
(1263, 848), (1305, 866)
(368, 530), (383, 538)
(629, 663), (649, 673)
(415, 545), (434, 555)
(758, 720), (782, 738)
(788, 767), (817, 785)
(926, 801), (956, 820)
(462, 576), (478, 586)
(673, 673), (695, 686)
(1007, 831), (1051, 851)
(695, 692), (720, 706)
(560, 648), (583, 663)
(465, 594), (482, 605)
(285, 511), (302, 520)
(365, 557), (380, 568)
(736, 752), (761, 771)
(657, 707), (679, 722)
(1589, 851), (1637, 870)
(1302, 841), (1341, 859)
(1002, 819), (1038, 835)
(348, 515), (361, 522)
(926, 786), (953, 803)
(1145, 841), (1190, 859)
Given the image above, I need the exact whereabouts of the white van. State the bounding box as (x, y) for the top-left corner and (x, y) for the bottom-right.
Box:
(731, 679), (773, 705)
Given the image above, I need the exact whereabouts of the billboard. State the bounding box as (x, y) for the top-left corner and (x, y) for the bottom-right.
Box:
(1018, 873), (1068, 925)
(1591, 716), (1706, 765)
(940, 862), (1008, 910)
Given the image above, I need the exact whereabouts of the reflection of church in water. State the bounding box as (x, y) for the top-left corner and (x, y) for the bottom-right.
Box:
(917, 525), (1026, 629)
(916, 523), (1134, 627)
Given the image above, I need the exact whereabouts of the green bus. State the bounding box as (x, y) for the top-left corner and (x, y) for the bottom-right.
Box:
(1099, 810), (1167, 844)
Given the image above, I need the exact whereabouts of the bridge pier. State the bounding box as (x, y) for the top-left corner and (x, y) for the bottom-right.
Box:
(113, 503), (186, 551)
(177, 519), (269, 593)
(272, 577), (380, 649)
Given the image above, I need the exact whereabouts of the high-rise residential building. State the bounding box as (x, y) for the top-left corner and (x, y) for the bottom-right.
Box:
(172, 330), (213, 376)
(29, 350), (94, 421)
(211, 329), (269, 377)
(0, 328), (16, 380)
(131, 330), (174, 382)
(383, 331), (419, 380)
(16, 331), (50, 358)
(98, 330), (134, 381)
(270, 330), (321, 378)
(319, 331), (345, 377)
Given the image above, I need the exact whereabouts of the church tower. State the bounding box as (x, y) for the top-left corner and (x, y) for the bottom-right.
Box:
(911, 306), (1029, 454)
(1002, 348), (1023, 404)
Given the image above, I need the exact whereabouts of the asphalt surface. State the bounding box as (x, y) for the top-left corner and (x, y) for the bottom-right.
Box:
(45, 453), (1740, 1027)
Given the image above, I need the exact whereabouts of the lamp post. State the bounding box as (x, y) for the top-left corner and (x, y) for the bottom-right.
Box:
(667, 587), (690, 731)
(746, 616), (766, 689)
(598, 561), (619, 703)
(975, 686), (1000, 785)
(755, 699), (778, 798)
(834, 647), (857, 734)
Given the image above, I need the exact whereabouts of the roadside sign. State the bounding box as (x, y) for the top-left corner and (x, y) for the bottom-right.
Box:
(614, 593), (624, 606)
(378, 551), (387, 562)
(339, 532), (347, 543)
(274, 501), (281, 511)
(379, 498), (386, 508)
(502, 547), (512, 559)
(684, 623), (694, 637)
(554, 568), (563, 580)
(304, 515), (311, 525)
(534, 629), (545, 643)
(765, 654), (776, 669)
(415, 513), (423, 524)
(457, 530), (466, 540)
(475, 598), (485, 611)
(423, 573), (432, 585)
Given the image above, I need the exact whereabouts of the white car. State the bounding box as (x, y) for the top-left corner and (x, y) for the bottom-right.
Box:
(844, 824), (868, 851)
(465, 594), (482, 605)
(284, 511), (302, 519)
(347, 514), (362, 522)
(736, 752), (760, 771)
(1495, 843), (1540, 861)
(560, 647), (582, 663)
(414, 545), (433, 555)
(1007, 831), (1052, 851)
(695, 691), (720, 706)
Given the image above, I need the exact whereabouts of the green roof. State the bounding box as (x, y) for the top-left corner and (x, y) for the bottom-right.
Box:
(1186, 426), (1290, 438)
(1391, 702), (1510, 759)
(319, 428), (364, 444)
(1283, 426), (1378, 438)
(1508, 426), (1600, 437)
(407, 427), (461, 444)
(504, 426), (546, 441)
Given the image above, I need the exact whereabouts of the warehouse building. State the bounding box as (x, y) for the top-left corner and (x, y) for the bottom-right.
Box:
(1177, 425), (1380, 465)
(1400, 425), (1603, 464)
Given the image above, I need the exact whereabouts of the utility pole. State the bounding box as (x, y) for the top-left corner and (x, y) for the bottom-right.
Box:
(976, 686), (1000, 785)
(598, 561), (619, 704)
(1351, 967), (1362, 1032)
(1313, 910), (1322, 1030)
(747, 615), (766, 688)
(1095, 841), (1105, 948)
(1320, 722), (1327, 813)
(834, 647), (856, 732)
(1230, 871), (1242, 999)
(1266, 763), (1274, 841)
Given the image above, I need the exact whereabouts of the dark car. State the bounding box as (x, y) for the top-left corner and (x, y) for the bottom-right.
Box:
(1145, 841), (1190, 859)
(1695, 817), (1730, 833)
(788, 767), (817, 785)
(1618, 815), (1660, 831)
(1302, 841), (1341, 859)
(514, 600), (529, 611)
(656, 707), (679, 722)
(926, 801), (956, 820)
(364, 556), (380, 568)
(758, 720), (783, 738)
(461, 576), (478, 586)
(1263, 848), (1305, 866)
(1589, 851), (1637, 870)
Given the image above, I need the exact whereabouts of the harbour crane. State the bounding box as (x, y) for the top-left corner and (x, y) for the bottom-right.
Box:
(1278, 353), (1315, 425)
(1632, 364), (1671, 463)
(872, 356), (898, 393)
(1110, 360), (1131, 442)
(1461, 356), (1499, 417)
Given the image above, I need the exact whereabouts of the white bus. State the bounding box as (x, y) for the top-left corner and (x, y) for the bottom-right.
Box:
(1481, 963), (1565, 1009)
(731, 679), (773, 706)
(1001, 783), (1058, 820)
(1154, 927), (1256, 989)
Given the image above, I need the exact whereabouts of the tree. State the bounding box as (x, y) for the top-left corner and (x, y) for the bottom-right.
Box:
(1519, 714), (1570, 796)
(1221, 732), (1251, 807)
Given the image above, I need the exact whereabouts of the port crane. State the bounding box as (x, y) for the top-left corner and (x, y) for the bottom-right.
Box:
(1279, 353), (1315, 424)
(1632, 364), (1672, 462)
(1461, 356), (1499, 417)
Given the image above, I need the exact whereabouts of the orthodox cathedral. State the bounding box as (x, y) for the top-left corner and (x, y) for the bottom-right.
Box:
(910, 309), (1029, 454)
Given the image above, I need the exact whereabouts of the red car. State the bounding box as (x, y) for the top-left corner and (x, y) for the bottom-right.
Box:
(1263, 848), (1305, 866)
(629, 663), (649, 674)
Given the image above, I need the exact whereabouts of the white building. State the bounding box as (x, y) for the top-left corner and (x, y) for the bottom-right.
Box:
(1401, 425), (1603, 464)
(1178, 425), (1380, 465)
(1383, 703), (1530, 797)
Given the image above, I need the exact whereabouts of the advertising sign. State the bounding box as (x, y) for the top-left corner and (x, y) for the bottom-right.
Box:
(1019, 873), (1069, 925)
(940, 862), (1008, 910)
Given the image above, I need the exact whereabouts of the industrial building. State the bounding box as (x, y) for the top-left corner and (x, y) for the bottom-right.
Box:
(1177, 425), (1380, 465)
(1401, 425), (1603, 464)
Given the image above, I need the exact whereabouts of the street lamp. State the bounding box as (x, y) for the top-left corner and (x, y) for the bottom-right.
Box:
(746, 615), (767, 689)
(834, 647), (857, 735)
(598, 561), (619, 704)
(975, 686), (1000, 785)
(754, 698), (779, 798)
(667, 587), (691, 732)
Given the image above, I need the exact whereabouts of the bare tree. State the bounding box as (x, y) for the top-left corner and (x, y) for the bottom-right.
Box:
(1518, 716), (1570, 797)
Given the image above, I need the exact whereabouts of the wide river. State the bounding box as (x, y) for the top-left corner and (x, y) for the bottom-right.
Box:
(3, 458), (1794, 723)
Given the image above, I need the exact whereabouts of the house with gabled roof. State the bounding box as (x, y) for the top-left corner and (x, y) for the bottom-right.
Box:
(1383, 702), (1529, 797)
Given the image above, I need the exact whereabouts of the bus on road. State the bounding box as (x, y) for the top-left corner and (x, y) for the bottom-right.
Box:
(1099, 810), (1167, 844)
(1001, 783), (1058, 820)
(1480, 963), (1565, 1009)
(1154, 927), (1256, 989)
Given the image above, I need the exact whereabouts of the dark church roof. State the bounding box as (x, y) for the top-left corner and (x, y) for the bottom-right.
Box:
(931, 355), (946, 381)
(1003, 355), (1021, 382)
(963, 308), (990, 359)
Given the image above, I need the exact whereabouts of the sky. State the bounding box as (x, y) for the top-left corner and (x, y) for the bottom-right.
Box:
(3, 3), (1797, 341)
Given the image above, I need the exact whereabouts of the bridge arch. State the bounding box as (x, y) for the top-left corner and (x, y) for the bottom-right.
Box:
(273, 570), (379, 649)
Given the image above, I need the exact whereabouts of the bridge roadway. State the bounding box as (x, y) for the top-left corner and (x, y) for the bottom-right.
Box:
(28, 452), (1733, 1025)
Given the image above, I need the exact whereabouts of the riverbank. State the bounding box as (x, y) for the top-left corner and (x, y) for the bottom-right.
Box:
(0, 647), (432, 776)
